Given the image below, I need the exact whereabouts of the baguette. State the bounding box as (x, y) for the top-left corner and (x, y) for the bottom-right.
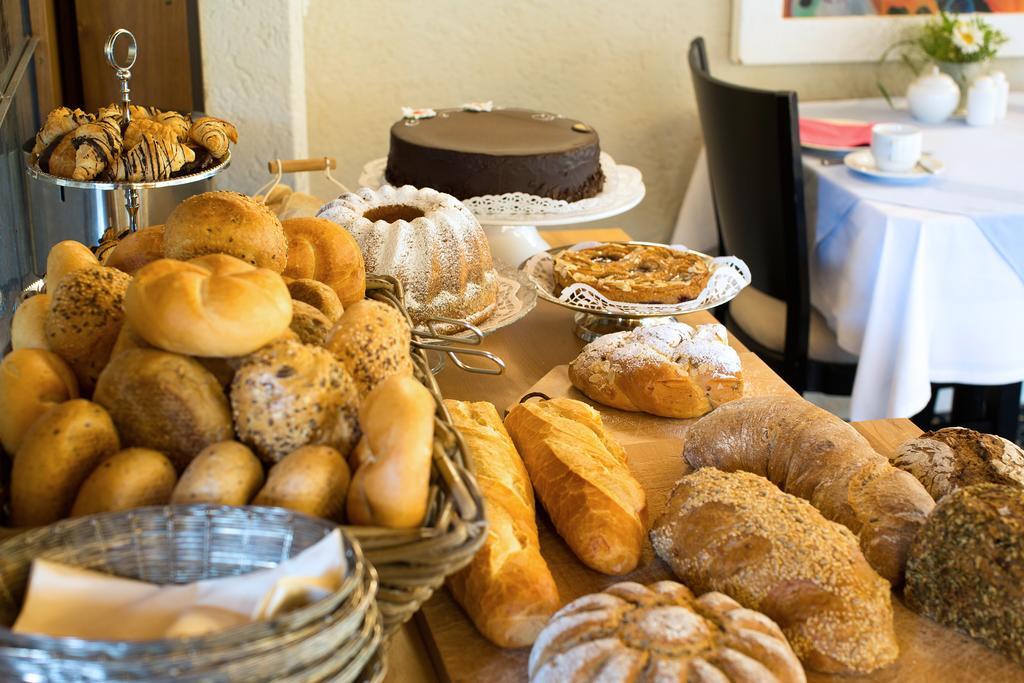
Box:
(444, 400), (560, 648)
(503, 398), (646, 576)
(682, 395), (934, 585)
(346, 374), (434, 528)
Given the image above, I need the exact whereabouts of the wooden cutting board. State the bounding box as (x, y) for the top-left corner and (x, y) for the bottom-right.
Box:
(418, 366), (1024, 683)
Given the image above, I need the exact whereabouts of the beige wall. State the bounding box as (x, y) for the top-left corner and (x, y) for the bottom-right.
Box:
(303, 0), (1024, 243)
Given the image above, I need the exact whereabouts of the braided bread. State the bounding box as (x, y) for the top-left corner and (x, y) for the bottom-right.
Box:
(554, 243), (711, 304)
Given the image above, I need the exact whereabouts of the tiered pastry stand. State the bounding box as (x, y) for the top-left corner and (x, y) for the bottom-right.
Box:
(24, 29), (230, 235)
(359, 152), (645, 267)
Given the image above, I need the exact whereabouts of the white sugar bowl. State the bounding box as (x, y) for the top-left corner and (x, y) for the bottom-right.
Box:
(907, 66), (960, 124)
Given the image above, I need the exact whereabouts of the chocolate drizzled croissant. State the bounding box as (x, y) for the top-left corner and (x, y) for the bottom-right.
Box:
(71, 117), (124, 181)
(109, 132), (195, 181)
(189, 116), (238, 158)
(123, 118), (177, 150)
(151, 109), (191, 142)
(32, 107), (94, 155)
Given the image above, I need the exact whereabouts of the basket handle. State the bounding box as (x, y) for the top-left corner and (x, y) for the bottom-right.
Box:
(266, 158), (337, 174)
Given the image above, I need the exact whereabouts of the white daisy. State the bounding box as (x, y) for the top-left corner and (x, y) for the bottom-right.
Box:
(952, 21), (984, 55)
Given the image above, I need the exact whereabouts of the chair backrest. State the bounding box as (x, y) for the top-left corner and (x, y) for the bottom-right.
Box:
(688, 37), (809, 368)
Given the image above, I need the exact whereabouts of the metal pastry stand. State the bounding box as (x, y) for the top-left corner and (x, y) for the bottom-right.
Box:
(24, 29), (230, 236)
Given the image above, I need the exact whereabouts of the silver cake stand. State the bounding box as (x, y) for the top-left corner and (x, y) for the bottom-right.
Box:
(358, 152), (645, 267)
(24, 29), (230, 234)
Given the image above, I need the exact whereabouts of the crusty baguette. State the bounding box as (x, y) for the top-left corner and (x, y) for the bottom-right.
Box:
(503, 398), (646, 576)
(651, 468), (898, 675)
(346, 374), (434, 528)
(444, 400), (560, 648)
(682, 395), (934, 586)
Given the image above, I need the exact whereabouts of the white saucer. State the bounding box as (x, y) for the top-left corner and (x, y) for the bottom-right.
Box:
(843, 150), (945, 183)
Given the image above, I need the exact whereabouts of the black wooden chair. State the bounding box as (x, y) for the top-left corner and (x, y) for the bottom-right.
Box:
(687, 37), (856, 396)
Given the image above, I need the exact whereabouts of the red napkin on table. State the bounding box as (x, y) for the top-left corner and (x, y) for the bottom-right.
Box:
(799, 118), (874, 147)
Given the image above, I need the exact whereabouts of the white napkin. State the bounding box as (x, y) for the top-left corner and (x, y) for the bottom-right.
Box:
(12, 529), (347, 640)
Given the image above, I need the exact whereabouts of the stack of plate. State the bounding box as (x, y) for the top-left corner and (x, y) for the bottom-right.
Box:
(0, 505), (383, 683)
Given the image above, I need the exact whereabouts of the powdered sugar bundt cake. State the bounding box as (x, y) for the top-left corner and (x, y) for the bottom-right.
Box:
(318, 185), (497, 327)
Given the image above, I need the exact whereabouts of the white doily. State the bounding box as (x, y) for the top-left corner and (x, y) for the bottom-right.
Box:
(523, 242), (751, 316)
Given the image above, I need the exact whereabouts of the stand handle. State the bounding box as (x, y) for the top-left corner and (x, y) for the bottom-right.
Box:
(267, 158), (337, 174)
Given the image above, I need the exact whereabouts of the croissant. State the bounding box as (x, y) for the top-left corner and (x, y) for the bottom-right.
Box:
(123, 118), (177, 150)
(97, 103), (151, 123)
(47, 132), (78, 178)
(151, 109), (190, 142)
(109, 132), (196, 181)
(189, 116), (238, 158)
(71, 117), (124, 181)
(32, 107), (93, 155)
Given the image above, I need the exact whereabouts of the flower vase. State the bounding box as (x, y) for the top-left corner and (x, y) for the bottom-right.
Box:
(936, 60), (990, 114)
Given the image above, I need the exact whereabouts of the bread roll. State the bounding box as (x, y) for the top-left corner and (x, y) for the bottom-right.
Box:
(289, 300), (331, 346)
(287, 278), (343, 322)
(231, 340), (360, 463)
(324, 299), (413, 395)
(282, 217), (366, 307)
(70, 448), (177, 516)
(45, 266), (131, 392)
(529, 581), (805, 683)
(163, 191), (288, 272)
(444, 400), (559, 648)
(11, 399), (120, 526)
(11, 294), (50, 350)
(347, 374), (434, 528)
(894, 427), (1024, 499)
(125, 254), (292, 357)
(682, 395), (934, 586)
(104, 225), (164, 274)
(651, 468), (898, 675)
(171, 441), (265, 506)
(0, 349), (79, 455)
(93, 349), (233, 471)
(253, 445), (350, 521)
(45, 240), (99, 292)
(503, 398), (646, 576)
(905, 483), (1023, 664)
(568, 322), (744, 418)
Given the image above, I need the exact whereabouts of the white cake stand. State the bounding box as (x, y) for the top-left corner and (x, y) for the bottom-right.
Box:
(358, 152), (645, 266)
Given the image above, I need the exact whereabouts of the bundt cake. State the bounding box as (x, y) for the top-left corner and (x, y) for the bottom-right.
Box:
(318, 185), (497, 328)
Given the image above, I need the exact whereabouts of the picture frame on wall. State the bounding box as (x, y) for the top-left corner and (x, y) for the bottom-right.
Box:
(732, 0), (1024, 64)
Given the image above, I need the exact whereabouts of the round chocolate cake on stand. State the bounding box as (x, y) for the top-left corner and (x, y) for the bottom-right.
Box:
(360, 105), (644, 266)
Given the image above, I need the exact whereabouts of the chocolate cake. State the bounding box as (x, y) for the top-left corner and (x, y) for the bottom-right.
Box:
(384, 108), (604, 201)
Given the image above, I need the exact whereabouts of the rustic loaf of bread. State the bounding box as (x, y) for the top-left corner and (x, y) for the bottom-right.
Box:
(651, 468), (898, 675)
(682, 395), (934, 586)
(893, 426), (1024, 499)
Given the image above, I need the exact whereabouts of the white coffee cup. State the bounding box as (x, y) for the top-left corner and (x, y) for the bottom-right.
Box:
(871, 123), (922, 173)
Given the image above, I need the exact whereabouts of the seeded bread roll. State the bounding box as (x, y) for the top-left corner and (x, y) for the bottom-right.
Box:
(651, 468), (898, 675)
(11, 294), (51, 351)
(93, 349), (233, 471)
(289, 300), (332, 346)
(905, 483), (1024, 665)
(893, 427), (1024, 499)
(163, 191), (288, 272)
(287, 278), (343, 322)
(324, 299), (413, 395)
(0, 349), (79, 455)
(231, 340), (360, 464)
(104, 224), (164, 275)
(281, 217), (366, 307)
(45, 266), (131, 393)
(45, 240), (100, 292)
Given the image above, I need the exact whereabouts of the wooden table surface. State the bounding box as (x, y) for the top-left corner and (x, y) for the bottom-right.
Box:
(382, 229), (1016, 683)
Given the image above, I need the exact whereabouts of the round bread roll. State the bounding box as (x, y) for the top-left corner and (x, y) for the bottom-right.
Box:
(290, 300), (331, 346)
(104, 225), (165, 274)
(252, 445), (351, 522)
(324, 299), (413, 395)
(163, 191), (288, 272)
(70, 448), (177, 517)
(905, 483), (1024, 664)
(45, 266), (131, 393)
(281, 217), (365, 306)
(287, 278), (343, 322)
(0, 349), (79, 455)
(110, 322), (153, 358)
(894, 427), (1024, 500)
(125, 254), (292, 357)
(45, 240), (100, 292)
(11, 294), (50, 350)
(93, 348), (234, 471)
(11, 399), (120, 526)
(171, 441), (265, 506)
(231, 339), (360, 464)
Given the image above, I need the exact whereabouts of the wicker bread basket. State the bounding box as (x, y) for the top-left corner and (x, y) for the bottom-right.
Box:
(346, 276), (488, 633)
(0, 505), (383, 682)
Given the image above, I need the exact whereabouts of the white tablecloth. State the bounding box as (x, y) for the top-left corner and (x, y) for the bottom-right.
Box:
(673, 95), (1024, 420)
